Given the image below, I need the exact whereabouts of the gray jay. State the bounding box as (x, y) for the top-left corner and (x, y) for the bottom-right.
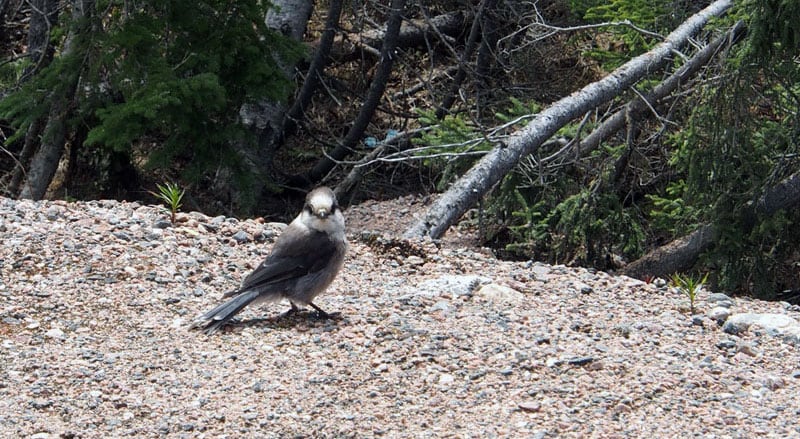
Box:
(190, 186), (348, 334)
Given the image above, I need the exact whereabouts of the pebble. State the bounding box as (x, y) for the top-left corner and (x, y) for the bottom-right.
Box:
(723, 313), (800, 345)
(707, 306), (731, 325)
(232, 230), (250, 243)
(518, 401), (541, 413)
(153, 219), (172, 229)
(707, 293), (735, 308)
(45, 328), (65, 339)
(405, 255), (425, 266)
(476, 283), (524, 304)
(438, 373), (455, 385)
(405, 275), (489, 299)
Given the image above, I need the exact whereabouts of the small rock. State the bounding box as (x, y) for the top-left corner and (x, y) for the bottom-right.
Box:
(112, 231), (132, 242)
(405, 275), (489, 299)
(45, 206), (63, 221)
(575, 282), (593, 294)
(30, 399), (53, 410)
(715, 339), (736, 350)
(201, 222), (219, 232)
(707, 293), (735, 308)
(429, 300), (452, 314)
(45, 328), (65, 339)
(762, 375), (785, 391)
(612, 324), (631, 338)
(723, 313), (800, 346)
(438, 373), (455, 385)
(737, 342), (759, 357)
(405, 255), (425, 266)
(518, 401), (541, 413)
(476, 284), (524, 304)
(568, 357), (594, 366)
(232, 230), (250, 243)
(707, 307), (731, 325)
(653, 278), (668, 288)
(153, 219), (172, 229)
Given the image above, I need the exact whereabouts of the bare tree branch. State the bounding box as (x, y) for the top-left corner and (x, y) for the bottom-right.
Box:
(299, 0), (407, 185)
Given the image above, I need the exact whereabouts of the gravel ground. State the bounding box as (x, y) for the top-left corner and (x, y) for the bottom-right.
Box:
(1, 196), (799, 438)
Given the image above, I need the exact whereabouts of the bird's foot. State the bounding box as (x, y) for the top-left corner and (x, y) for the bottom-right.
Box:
(278, 303), (300, 319)
(309, 303), (341, 320)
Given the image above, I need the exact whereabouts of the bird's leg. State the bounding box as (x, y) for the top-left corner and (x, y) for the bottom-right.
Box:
(279, 302), (300, 319)
(309, 302), (341, 319)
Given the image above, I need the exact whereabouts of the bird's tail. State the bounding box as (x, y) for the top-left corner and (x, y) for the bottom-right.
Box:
(189, 290), (260, 335)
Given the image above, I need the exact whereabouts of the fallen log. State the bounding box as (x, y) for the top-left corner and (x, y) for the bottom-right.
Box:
(404, 0), (733, 239)
(623, 171), (800, 279)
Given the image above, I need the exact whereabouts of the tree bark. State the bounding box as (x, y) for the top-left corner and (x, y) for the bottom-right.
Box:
(229, 0), (313, 207)
(622, 171), (800, 280)
(7, 0), (60, 196)
(403, 0), (733, 239)
(19, 0), (92, 200)
(282, 0), (343, 139)
(435, 0), (495, 119)
(21, 0), (59, 81)
(299, 0), (407, 185)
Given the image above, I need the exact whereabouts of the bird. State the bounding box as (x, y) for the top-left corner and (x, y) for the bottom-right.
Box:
(190, 186), (348, 334)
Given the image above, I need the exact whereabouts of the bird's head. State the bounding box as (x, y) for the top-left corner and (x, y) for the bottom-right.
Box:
(300, 186), (345, 236)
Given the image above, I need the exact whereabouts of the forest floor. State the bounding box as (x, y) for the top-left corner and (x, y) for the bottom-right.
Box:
(1, 195), (799, 438)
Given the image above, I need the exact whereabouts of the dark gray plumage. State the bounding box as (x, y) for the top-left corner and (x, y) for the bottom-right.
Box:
(190, 187), (348, 334)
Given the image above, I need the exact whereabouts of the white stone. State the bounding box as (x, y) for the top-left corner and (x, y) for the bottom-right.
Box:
(476, 283), (524, 304)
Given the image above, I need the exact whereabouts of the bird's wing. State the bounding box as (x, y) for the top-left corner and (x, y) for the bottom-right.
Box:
(237, 230), (337, 291)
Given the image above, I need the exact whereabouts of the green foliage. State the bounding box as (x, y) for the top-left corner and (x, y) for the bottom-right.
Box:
(149, 182), (185, 224)
(479, 99), (644, 266)
(649, 28), (800, 296)
(522, 185), (645, 266)
(670, 272), (708, 314)
(646, 179), (701, 237)
(414, 109), (492, 191)
(740, 0), (800, 61)
(569, 0), (689, 69)
(1, 0), (302, 207)
(494, 97), (541, 123)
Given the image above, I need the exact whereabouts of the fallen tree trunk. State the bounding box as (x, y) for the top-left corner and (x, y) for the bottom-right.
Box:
(574, 20), (745, 159)
(623, 171), (800, 279)
(404, 0), (733, 239)
(405, 0), (732, 238)
(327, 10), (468, 61)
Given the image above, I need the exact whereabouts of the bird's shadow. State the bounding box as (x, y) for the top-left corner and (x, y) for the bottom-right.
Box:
(225, 310), (346, 332)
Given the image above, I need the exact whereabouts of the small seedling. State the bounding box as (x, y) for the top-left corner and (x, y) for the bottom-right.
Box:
(670, 272), (709, 315)
(150, 182), (185, 224)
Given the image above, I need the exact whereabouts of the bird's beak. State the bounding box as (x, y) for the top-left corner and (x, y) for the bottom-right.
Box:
(316, 209), (329, 219)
